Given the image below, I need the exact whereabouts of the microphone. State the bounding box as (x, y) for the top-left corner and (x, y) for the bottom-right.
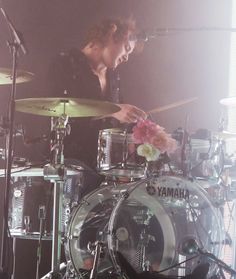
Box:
(129, 30), (158, 42)
(0, 7), (28, 55)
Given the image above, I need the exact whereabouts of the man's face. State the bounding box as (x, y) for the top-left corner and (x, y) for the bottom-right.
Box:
(102, 32), (136, 69)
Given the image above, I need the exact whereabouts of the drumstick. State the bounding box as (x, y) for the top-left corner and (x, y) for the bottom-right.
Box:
(148, 97), (198, 114)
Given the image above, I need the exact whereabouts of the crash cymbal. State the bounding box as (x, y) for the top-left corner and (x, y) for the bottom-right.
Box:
(15, 97), (120, 117)
(219, 96), (236, 107)
(213, 131), (236, 140)
(0, 68), (34, 85)
(148, 97), (198, 114)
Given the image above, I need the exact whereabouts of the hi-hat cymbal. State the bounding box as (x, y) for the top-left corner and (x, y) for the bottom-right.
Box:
(213, 131), (236, 140)
(15, 97), (120, 117)
(219, 96), (236, 107)
(148, 97), (198, 114)
(0, 68), (34, 85)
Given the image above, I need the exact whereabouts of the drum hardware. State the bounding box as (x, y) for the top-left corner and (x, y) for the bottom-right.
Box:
(170, 128), (191, 177)
(36, 206), (46, 279)
(180, 128), (191, 178)
(137, 213), (154, 272)
(24, 215), (31, 234)
(88, 241), (105, 279)
(145, 153), (171, 178)
(121, 129), (129, 170)
(43, 114), (70, 276)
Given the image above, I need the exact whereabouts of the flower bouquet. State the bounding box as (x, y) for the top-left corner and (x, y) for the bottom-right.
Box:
(132, 119), (177, 162)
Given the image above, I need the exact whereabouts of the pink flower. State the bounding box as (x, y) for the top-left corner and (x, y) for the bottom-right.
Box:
(132, 120), (177, 158)
(132, 119), (163, 144)
(166, 137), (178, 153)
(150, 132), (168, 152)
(150, 132), (177, 153)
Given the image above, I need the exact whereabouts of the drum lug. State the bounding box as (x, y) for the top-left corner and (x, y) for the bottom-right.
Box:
(67, 234), (79, 240)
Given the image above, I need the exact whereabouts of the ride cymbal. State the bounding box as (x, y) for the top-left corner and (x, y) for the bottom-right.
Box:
(15, 97), (120, 117)
(219, 96), (236, 107)
(213, 131), (236, 140)
(0, 68), (34, 85)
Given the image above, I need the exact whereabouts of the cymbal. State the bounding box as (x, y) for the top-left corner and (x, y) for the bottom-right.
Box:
(148, 97), (198, 114)
(15, 97), (120, 117)
(213, 131), (236, 140)
(219, 96), (236, 107)
(0, 68), (34, 85)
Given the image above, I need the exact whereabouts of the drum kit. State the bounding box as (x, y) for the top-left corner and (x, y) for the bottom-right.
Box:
(1, 69), (236, 279)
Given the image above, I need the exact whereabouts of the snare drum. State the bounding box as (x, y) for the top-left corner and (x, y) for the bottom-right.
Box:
(65, 176), (223, 278)
(97, 129), (145, 178)
(7, 168), (82, 239)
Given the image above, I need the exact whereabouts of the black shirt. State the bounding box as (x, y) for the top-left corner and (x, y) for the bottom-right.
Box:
(48, 49), (121, 169)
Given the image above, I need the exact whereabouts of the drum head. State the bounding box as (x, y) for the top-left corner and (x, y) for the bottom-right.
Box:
(108, 176), (223, 277)
(66, 176), (223, 278)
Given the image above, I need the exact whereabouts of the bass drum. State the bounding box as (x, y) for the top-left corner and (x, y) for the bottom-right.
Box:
(65, 176), (224, 278)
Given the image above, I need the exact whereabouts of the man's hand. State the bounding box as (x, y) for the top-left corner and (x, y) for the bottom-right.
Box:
(111, 104), (147, 123)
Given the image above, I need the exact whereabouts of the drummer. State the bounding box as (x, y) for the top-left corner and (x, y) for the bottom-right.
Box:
(48, 17), (147, 195)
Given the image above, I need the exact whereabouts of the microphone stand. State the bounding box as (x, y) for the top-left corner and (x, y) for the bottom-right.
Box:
(0, 7), (27, 279)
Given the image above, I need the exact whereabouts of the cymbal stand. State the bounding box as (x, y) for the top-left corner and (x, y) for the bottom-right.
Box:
(0, 7), (27, 279)
(43, 114), (70, 278)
